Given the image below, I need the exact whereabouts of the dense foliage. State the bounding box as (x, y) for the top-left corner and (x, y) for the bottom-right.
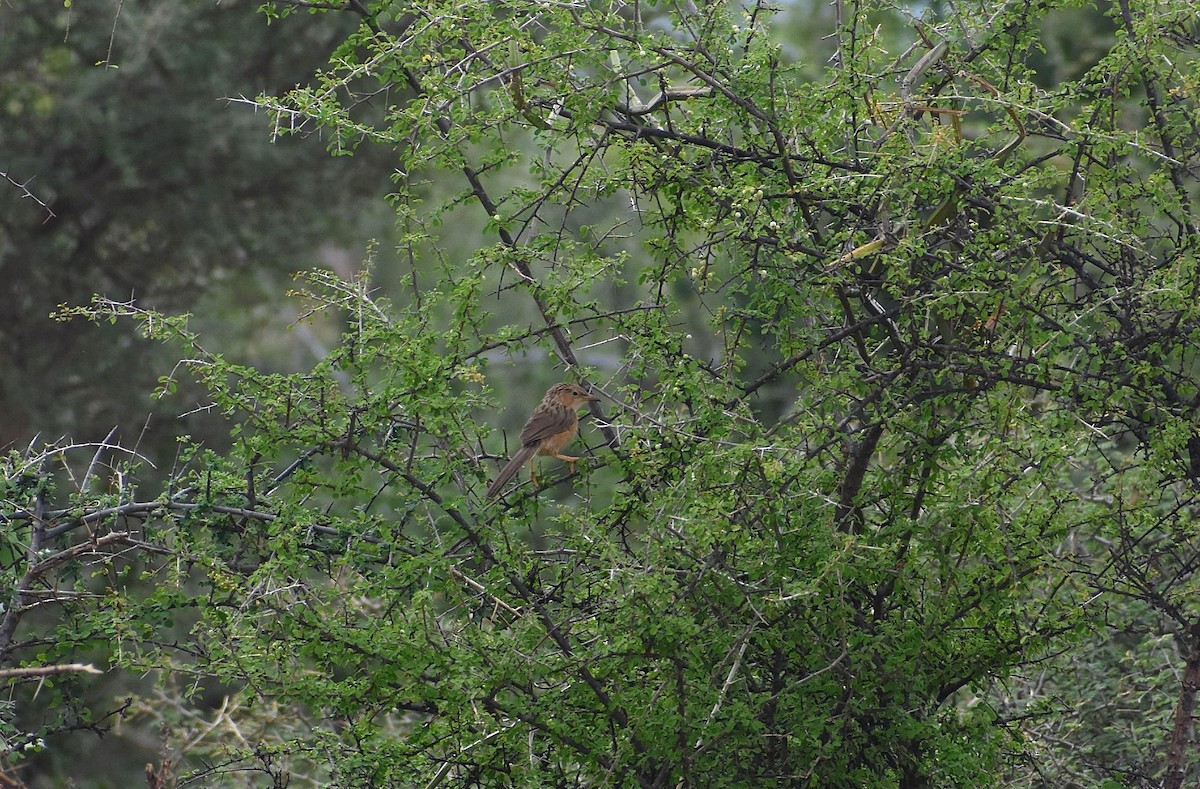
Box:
(5, 0), (1200, 786)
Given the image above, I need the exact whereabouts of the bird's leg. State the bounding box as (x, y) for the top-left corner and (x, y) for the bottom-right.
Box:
(529, 459), (540, 489)
(553, 453), (581, 475)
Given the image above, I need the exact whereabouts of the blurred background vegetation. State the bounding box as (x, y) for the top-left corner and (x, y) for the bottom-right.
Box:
(0, 0), (399, 457)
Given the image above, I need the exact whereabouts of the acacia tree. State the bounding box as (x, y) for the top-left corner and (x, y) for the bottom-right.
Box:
(6, 0), (1200, 786)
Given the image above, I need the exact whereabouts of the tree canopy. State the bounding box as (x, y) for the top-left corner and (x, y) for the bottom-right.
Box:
(5, 0), (1200, 786)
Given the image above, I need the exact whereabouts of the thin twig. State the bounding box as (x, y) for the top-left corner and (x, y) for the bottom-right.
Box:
(1, 168), (55, 222)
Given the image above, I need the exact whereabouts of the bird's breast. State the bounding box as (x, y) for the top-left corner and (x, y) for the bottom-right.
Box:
(537, 422), (578, 455)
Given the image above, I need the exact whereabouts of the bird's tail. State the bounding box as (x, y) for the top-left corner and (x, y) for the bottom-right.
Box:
(486, 445), (537, 499)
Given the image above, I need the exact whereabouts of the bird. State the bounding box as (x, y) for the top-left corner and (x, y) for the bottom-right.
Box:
(486, 382), (600, 498)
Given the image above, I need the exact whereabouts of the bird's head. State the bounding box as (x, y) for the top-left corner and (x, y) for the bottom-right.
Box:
(545, 382), (600, 407)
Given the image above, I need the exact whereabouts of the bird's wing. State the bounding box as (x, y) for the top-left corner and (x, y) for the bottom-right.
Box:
(519, 406), (575, 446)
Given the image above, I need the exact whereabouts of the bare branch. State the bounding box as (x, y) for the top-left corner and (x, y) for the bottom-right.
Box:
(0, 663), (102, 679)
(1, 168), (55, 222)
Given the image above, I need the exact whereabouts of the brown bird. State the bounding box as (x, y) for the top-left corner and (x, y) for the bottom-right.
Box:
(486, 382), (600, 498)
